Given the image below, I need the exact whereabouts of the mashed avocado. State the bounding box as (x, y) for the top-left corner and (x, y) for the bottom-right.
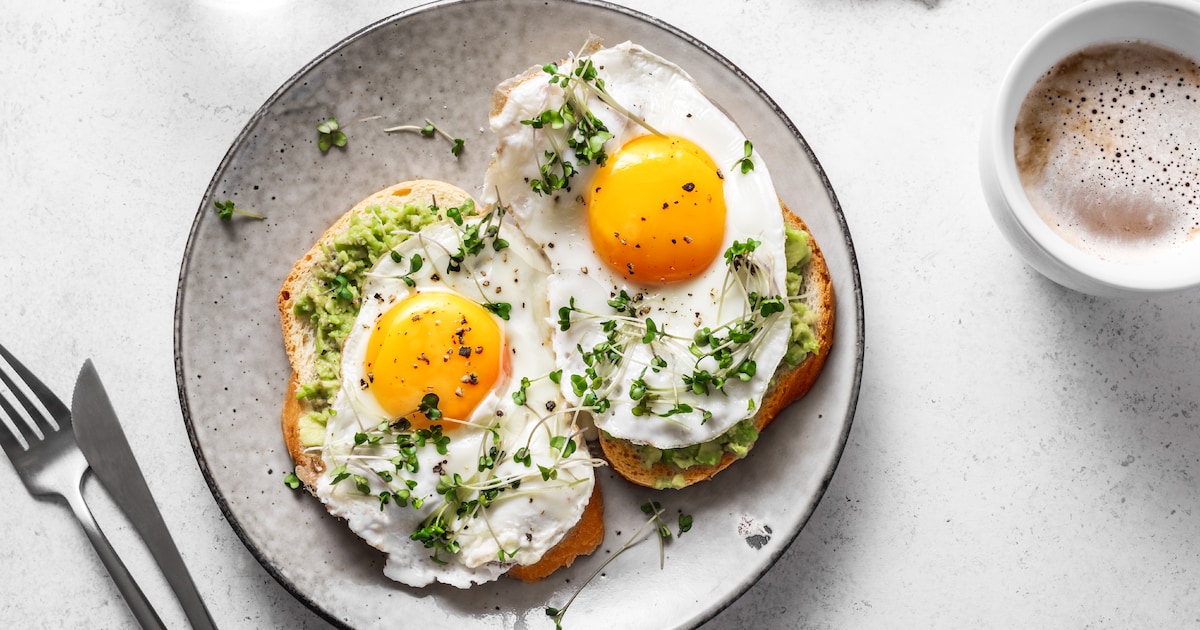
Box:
(631, 417), (760, 485)
(632, 226), (819, 476)
(291, 200), (460, 446)
(784, 226), (820, 366)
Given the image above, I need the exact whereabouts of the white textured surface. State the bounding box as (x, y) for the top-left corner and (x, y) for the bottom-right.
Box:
(1, 0), (1198, 628)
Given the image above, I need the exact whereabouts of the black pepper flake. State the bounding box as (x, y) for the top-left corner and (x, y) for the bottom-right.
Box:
(458, 346), (472, 358)
(682, 182), (695, 191)
(627, 263), (635, 275)
(545, 400), (557, 412)
(431, 273), (441, 282)
(662, 202), (669, 209)
(475, 345), (484, 354)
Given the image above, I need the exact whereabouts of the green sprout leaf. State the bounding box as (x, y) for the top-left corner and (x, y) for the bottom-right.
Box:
(283, 471), (302, 490)
(642, 318), (659, 344)
(557, 298), (576, 331)
(212, 199), (265, 221)
(550, 435), (577, 458)
(419, 393), (443, 422)
(484, 302), (512, 321)
(512, 377), (531, 406)
(317, 117), (348, 153)
(733, 139), (755, 174)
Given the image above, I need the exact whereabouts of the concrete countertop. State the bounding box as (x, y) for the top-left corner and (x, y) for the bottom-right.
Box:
(2, 0), (1197, 627)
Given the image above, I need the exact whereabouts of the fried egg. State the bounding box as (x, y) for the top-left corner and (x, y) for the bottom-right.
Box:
(484, 42), (792, 449)
(314, 209), (596, 588)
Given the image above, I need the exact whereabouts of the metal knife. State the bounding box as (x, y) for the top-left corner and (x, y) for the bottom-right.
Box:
(71, 359), (217, 630)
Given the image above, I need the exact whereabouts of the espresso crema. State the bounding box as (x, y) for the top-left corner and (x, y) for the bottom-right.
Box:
(1014, 41), (1200, 261)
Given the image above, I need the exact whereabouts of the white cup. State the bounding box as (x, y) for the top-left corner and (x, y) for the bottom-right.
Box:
(979, 0), (1200, 297)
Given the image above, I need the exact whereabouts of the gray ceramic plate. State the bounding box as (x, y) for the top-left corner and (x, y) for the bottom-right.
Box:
(175, 0), (863, 628)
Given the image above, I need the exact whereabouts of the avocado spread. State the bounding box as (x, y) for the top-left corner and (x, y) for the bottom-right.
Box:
(636, 225), (819, 483)
(290, 200), (458, 446)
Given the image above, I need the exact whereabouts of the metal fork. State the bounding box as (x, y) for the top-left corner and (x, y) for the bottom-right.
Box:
(0, 344), (166, 630)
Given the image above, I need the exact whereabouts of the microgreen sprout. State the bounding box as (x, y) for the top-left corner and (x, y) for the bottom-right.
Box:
(330, 274), (353, 301)
(283, 471), (302, 490)
(213, 199), (265, 221)
(316, 115), (383, 153)
(317, 117), (347, 152)
(546, 500), (683, 629)
(733, 139), (755, 174)
(419, 393), (443, 422)
(387, 250), (425, 287)
(678, 513), (694, 535)
(484, 302), (512, 321)
(384, 118), (465, 156)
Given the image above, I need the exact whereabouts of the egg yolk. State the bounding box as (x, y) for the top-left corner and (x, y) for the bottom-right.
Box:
(588, 135), (726, 283)
(363, 291), (504, 430)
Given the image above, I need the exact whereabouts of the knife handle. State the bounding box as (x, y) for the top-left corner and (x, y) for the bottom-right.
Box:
(64, 476), (167, 630)
(133, 494), (217, 630)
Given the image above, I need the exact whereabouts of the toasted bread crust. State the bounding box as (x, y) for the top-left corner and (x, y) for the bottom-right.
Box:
(598, 208), (835, 489)
(278, 179), (603, 582)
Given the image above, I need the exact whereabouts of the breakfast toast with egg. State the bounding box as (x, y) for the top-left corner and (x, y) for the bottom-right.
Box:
(277, 179), (603, 583)
(597, 209), (835, 489)
(486, 41), (836, 490)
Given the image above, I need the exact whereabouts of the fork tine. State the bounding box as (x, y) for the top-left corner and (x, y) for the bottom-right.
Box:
(0, 343), (70, 433)
(0, 386), (30, 454)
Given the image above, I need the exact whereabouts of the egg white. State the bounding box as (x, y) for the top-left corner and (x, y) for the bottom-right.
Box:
(314, 215), (596, 588)
(483, 42), (791, 449)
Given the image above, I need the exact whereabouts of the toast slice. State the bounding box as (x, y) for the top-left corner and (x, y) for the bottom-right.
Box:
(597, 209), (835, 489)
(276, 179), (604, 581)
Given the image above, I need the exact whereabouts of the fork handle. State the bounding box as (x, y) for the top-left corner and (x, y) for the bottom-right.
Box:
(63, 480), (167, 630)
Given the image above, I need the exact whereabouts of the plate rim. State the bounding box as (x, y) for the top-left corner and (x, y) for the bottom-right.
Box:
(173, 0), (864, 627)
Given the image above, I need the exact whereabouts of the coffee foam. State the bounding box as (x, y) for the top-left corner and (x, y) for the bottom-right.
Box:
(1014, 41), (1200, 262)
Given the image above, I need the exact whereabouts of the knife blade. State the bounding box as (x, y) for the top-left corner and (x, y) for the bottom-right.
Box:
(71, 359), (217, 630)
